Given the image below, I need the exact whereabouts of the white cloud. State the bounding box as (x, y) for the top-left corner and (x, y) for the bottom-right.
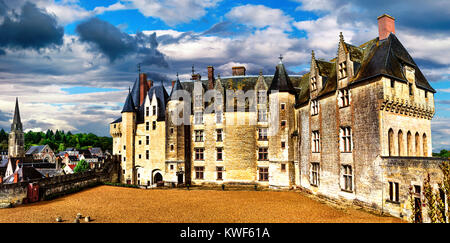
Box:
(226, 4), (293, 31)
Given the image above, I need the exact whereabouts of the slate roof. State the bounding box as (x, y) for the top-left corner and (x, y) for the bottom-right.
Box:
(121, 91), (136, 113)
(145, 84), (169, 122)
(11, 97), (22, 131)
(268, 62), (297, 95)
(26, 145), (47, 155)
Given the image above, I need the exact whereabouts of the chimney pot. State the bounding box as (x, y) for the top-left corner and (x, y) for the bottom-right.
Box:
(378, 14), (395, 40)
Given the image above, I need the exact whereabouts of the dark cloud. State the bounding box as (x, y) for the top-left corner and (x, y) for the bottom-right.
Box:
(25, 119), (53, 129)
(76, 18), (168, 68)
(157, 31), (198, 45)
(0, 2), (64, 50)
(0, 110), (9, 122)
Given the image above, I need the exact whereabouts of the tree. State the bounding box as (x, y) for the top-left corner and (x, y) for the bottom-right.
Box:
(73, 159), (90, 173)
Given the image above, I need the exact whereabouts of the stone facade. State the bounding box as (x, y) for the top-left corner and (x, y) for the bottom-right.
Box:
(110, 15), (446, 221)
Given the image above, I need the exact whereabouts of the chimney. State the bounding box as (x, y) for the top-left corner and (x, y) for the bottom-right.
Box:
(0, 176), (3, 184)
(13, 172), (19, 183)
(191, 73), (201, 81)
(378, 14), (395, 40)
(232, 66), (246, 76)
(139, 73), (149, 106)
(172, 80), (176, 88)
(147, 80), (153, 89)
(208, 66), (215, 89)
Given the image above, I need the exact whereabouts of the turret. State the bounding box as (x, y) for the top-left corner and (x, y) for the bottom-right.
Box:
(121, 89), (136, 184)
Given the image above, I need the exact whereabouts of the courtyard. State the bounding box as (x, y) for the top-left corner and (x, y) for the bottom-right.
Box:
(0, 185), (403, 223)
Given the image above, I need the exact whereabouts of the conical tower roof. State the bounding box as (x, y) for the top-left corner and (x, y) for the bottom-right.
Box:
(121, 89), (136, 113)
(170, 74), (184, 99)
(268, 60), (296, 95)
(11, 97), (23, 131)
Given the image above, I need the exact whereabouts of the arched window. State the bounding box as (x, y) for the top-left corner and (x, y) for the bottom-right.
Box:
(423, 133), (428, 157)
(407, 131), (412, 156)
(388, 129), (395, 156)
(415, 132), (420, 156)
(398, 130), (404, 156)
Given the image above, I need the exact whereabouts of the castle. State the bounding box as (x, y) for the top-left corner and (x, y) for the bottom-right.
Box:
(110, 14), (445, 221)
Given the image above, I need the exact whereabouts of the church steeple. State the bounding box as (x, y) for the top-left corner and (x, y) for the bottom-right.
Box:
(11, 97), (22, 132)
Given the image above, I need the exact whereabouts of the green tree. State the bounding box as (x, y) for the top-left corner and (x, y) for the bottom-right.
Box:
(73, 159), (90, 173)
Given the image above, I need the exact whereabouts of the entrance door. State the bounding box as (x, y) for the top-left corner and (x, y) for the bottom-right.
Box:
(154, 172), (163, 184)
(178, 173), (184, 184)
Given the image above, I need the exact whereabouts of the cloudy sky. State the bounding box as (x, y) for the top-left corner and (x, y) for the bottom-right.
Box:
(0, 0), (448, 151)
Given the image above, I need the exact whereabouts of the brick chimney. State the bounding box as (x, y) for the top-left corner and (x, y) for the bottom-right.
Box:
(232, 66), (246, 76)
(148, 80), (153, 89)
(172, 80), (176, 88)
(208, 66), (215, 89)
(13, 172), (19, 183)
(378, 14), (395, 40)
(0, 176), (3, 184)
(139, 73), (149, 106)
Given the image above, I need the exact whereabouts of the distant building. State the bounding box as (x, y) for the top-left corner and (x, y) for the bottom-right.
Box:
(1, 159), (43, 184)
(89, 147), (104, 158)
(8, 98), (25, 158)
(26, 145), (56, 163)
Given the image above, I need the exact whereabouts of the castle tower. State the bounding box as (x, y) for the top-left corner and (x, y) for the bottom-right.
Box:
(267, 56), (296, 188)
(121, 90), (136, 184)
(9, 98), (25, 158)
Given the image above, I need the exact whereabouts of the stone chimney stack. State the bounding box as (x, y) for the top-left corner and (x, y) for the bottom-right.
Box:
(232, 66), (246, 76)
(378, 14), (395, 40)
(139, 73), (149, 106)
(207, 66), (215, 89)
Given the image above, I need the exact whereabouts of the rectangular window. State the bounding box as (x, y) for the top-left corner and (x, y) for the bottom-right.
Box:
(139, 140), (142, 145)
(146, 136), (149, 145)
(152, 121), (156, 130)
(170, 144), (174, 151)
(195, 95), (202, 107)
(340, 127), (352, 152)
(281, 103), (286, 110)
(409, 83), (413, 96)
(146, 122), (149, 131)
(339, 61), (347, 79)
(195, 130), (204, 142)
(217, 147), (223, 161)
(257, 91), (266, 104)
(152, 106), (157, 116)
(311, 162), (320, 186)
(281, 120), (286, 127)
(170, 164), (174, 170)
(339, 89), (350, 108)
(259, 167), (269, 181)
(195, 166), (204, 179)
(216, 111), (223, 124)
(388, 182), (400, 203)
(194, 112), (203, 124)
(311, 76), (317, 91)
(281, 163), (286, 172)
(138, 154), (141, 159)
(258, 147), (268, 161)
(258, 128), (268, 141)
(216, 129), (223, 142)
(195, 148), (204, 160)
(217, 167), (223, 180)
(311, 99), (319, 115)
(146, 107), (149, 116)
(258, 109), (267, 122)
(390, 79), (395, 88)
(312, 131), (320, 153)
(146, 150), (149, 160)
(342, 165), (353, 192)
(281, 141), (286, 149)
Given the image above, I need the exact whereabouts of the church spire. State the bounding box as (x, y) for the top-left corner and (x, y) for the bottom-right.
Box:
(11, 97), (22, 132)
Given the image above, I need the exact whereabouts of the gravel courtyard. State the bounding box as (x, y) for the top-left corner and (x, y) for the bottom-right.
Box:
(0, 185), (402, 223)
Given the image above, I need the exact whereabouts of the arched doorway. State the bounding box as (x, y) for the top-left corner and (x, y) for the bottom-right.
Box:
(154, 172), (163, 184)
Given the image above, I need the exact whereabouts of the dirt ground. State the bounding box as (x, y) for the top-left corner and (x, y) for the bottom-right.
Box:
(0, 185), (403, 223)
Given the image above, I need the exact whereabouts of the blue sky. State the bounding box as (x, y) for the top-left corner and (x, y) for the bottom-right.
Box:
(0, 0), (448, 151)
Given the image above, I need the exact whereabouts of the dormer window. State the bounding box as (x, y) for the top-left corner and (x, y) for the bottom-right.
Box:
(257, 91), (266, 104)
(311, 77), (317, 91)
(311, 99), (319, 116)
(338, 89), (350, 108)
(152, 106), (156, 116)
(339, 61), (347, 79)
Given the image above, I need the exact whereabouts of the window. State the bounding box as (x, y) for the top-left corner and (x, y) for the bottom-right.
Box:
(342, 165), (353, 192)
(390, 79), (395, 88)
(216, 111), (223, 124)
(423, 133), (428, 156)
(146, 136), (149, 145)
(195, 148), (204, 160)
(425, 91), (428, 98)
(123, 157), (126, 162)
(398, 130), (404, 156)
(216, 129), (223, 142)
(170, 144), (174, 151)
(152, 121), (156, 130)
(388, 129), (394, 156)
(311, 76), (317, 91)
(114, 124), (116, 128)
(138, 154), (141, 159)
(339, 89), (350, 107)
(139, 140), (142, 145)
(123, 145), (126, 150)
(258, 109), (267, 122)
(407, 131), (412, 156)
(146, 107), (149, 116)
(312, 131), (320, 153)
(281, 103), (286, 110)
(152, 106), (157, 116)
(258, 128), (268, 141)
(195, 130), (204, 142)
(170, 127), (174, 134)
(217, 167), (223, 180)
(170, 164), (174, 170)
(281, 120), (286, 127)
(146, 122), (149, 131)
(388, 181), (400, 203)
(311, 100), (319, 115)
(194, 112), (203, 124)
(195, 166), (204, 179)
(258, 148), (268, 161)
(340, 127), (352, 152)
(281, 141), (286, 149)
(257, 91), (266, 104)
(281, 163), (286, 172)
(259, 167), (269, 181)
(339, 61), (347, 79)
(195, 95), (202, 107)
(409, 83), (413, 96)
(146, 150), (149, 160)
(311, 163), (320, 186)
(217, 147), (223, 161)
